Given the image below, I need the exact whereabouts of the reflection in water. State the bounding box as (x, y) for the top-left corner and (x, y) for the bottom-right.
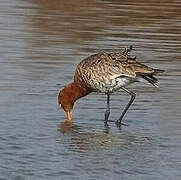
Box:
(58, 121), (152, 153)
(58, 121), (82, 135)
(28, 0), (181, 45)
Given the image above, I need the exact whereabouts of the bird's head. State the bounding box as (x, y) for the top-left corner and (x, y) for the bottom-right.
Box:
(58, 82), (91, 122)
(58, 86), (74, 121)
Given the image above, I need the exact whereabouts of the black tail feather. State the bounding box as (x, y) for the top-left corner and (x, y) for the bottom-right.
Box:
(152, 68), (165, 74)
(141, 74), (159, 87)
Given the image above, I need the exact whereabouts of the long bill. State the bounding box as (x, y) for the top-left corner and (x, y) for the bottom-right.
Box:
(66, 111), (72, 121)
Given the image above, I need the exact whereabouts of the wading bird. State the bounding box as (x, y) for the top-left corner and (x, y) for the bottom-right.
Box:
(58, 46), (164, 126)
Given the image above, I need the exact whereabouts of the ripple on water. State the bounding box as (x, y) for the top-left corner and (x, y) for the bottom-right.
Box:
(58, 121), (153, 153)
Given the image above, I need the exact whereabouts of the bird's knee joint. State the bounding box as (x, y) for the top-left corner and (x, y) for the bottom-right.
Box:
(105, 110), (110, 115)
(132, 93), (136, 98)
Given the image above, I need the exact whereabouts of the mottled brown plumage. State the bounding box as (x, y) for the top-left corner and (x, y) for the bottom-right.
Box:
(58, 46), (164, 125)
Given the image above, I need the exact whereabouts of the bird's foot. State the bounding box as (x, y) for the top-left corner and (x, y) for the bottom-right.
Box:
(115, 120), (128, 127)
(104, 121), (109, 129)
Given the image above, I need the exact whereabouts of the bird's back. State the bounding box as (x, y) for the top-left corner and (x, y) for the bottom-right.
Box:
(74, 47), (161, 93)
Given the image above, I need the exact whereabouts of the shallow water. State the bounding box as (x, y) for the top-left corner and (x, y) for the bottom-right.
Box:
(0, 0), (181, 179)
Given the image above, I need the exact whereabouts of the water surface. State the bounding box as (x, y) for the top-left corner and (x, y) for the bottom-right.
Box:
(0, 0), (181, 179)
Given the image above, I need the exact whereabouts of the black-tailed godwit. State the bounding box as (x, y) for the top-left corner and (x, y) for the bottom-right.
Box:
(58, 46), (164, 126)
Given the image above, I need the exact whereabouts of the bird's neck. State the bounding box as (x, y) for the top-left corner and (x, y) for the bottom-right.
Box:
(67, 82), (91, 102)
(58, 81), (91, 111)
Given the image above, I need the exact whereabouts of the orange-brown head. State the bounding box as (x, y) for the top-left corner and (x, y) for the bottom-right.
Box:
(58, 82), (91, 121)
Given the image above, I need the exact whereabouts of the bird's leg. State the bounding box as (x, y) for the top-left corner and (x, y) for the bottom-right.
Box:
(104, 93), (110, 125)
(116, 87), (136, 126)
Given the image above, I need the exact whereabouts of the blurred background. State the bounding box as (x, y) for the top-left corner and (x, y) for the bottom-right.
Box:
(0, 0), (181, 179)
